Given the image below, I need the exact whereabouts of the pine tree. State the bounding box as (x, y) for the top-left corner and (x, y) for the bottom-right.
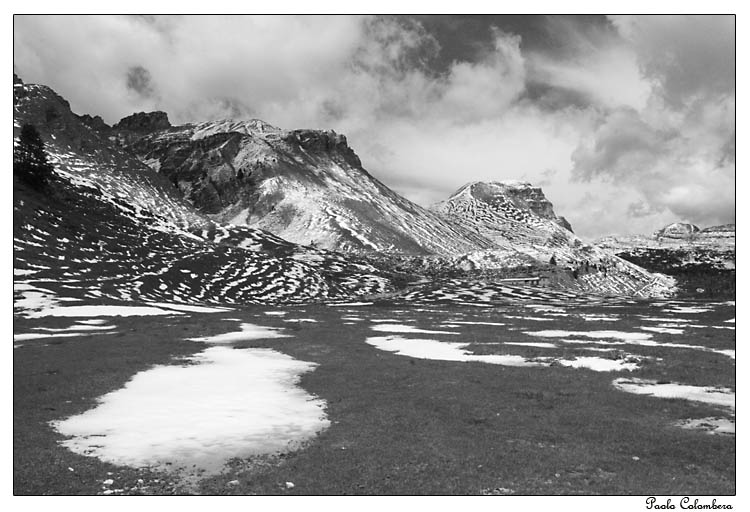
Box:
(14, 124), (53, 191)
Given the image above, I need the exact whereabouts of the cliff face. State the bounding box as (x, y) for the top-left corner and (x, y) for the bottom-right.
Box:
(114, 111), (172, 133)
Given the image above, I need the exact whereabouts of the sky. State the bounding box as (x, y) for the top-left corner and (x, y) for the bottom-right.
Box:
(13, 14), (736, 239)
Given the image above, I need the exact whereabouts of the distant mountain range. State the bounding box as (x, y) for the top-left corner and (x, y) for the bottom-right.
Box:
(14, 74), (679, 305)
(596, 222), (735, 270)
(595, 222), (735, 299)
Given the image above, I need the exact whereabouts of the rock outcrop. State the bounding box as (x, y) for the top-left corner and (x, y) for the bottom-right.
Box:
(114, 111), (171, 133)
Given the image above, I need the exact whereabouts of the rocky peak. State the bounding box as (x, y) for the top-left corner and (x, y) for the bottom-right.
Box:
(114, 111), (171, 133)
(282, 129), (361, 168)
(78, 114), (111, 133)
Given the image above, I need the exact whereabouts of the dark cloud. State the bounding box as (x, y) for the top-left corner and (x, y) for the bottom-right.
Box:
(572, 108), (672, 182)
(610, 15), (735, 105)
(125, 65), (155, 98)
(523, 81), (594, 111)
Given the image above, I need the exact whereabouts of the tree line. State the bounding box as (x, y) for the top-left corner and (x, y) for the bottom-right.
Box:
(14, 123), (53, 191)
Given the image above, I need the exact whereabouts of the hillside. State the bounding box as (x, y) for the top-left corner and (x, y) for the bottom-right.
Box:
(13, 75), (396, 310)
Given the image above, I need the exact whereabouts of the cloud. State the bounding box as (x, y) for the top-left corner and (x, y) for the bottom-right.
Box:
(13, 14), (734, 239)
(609, 15), (735, 104)
(125, 66), (155, 98)
(567, 16), (735, 231)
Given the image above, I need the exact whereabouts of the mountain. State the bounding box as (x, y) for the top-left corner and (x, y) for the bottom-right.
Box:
(105, 112), (674, 297)
(114, 119), (496, 255)
(13, 75), (396, 309)
(596, 222), (735, 262)
(596, 223), (735, 298)
(430, 181), (675, 296)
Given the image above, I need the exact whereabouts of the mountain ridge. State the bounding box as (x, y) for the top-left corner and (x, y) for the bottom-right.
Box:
(14, 75), (678, 301)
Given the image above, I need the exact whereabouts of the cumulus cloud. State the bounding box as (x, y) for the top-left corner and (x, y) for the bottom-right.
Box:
(13, 14), (735, 239)
(568, 15), (735, 233)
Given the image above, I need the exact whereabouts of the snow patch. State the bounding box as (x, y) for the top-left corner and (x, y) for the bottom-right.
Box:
(612, 378), (734, 409)
(365, 336), (544, 367)
(370, 324), (459, 335)
(189, 323), (291, 344)
(51, 347), (329, 477)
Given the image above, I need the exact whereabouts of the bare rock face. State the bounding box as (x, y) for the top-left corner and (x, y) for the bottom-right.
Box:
(284, 129), (362, 168)
(114, 111), (171, 133)
(78, 114), (111, 134)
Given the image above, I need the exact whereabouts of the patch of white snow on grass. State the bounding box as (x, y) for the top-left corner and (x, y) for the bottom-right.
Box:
(448, 321), (506, 327)
(641, 326), (684, 335)
(662, 306), (712, 314)
(370, 324), (459, 335)
(676, 417), (735, 435)
(580, 315), (620, 322)
(27, 305), (182, 318)
(189, 323), (291, 344)
(504, 342), (557, 348)
(558, 356), (640, 372)
(527, 330), (653, 342)
(612, 378), (735, 409)
(365, 336), (545, 367)
(147, 302), (232, 314)
(51, 347), (329, 477)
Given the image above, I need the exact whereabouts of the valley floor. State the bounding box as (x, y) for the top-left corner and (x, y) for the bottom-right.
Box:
(13, 295), (735, 495)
